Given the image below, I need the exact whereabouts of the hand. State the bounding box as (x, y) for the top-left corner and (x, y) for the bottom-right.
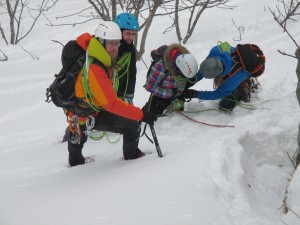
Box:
(142, 109), (157, 126)
(182, 89), (197, 99)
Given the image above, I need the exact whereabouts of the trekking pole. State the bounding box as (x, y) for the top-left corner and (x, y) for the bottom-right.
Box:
(149, 124), (163, 157)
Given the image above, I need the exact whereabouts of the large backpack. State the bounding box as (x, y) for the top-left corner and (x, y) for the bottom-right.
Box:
(45, 41), (93, 115)
(222, 43), (265, 80)
(146, 45), (168, 78)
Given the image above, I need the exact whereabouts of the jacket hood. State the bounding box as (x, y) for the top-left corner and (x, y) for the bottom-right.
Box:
(163, 43), (190, 74)
(76, 33), (112, 67)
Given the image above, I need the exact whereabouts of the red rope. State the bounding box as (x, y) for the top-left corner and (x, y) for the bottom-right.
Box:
(176, 110), (235, 128)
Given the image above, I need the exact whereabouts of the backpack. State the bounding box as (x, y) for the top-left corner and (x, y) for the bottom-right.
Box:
(45, 40), (92, 115)
(221, 43), (265, 81)
(146, 45), (168, 78)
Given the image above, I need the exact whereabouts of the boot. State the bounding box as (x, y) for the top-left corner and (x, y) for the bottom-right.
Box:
(68, 142), (85, 166)
(123, 125), (144, 160)
(124, 148), (145, 160)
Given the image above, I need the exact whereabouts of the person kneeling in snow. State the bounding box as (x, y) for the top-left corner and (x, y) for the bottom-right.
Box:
(143, 44), (198, 115)
(182, 42), (265, 112)
(64, 21), (157, 166)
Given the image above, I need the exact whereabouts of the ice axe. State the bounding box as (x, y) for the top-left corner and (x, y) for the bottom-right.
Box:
(149, 124), (163, 157)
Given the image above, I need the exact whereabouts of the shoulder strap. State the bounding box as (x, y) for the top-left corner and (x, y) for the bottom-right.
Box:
(218, 59), (243, 84)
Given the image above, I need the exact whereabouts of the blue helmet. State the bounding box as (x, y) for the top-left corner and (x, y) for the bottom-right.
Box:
(114, 13), (139, 31)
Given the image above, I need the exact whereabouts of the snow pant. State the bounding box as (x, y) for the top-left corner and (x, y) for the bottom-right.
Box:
(67, 110), (141, 166)
(143, 94), (172, 116)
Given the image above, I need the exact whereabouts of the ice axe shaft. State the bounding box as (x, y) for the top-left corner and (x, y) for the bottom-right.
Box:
(149, 124), (163, 157)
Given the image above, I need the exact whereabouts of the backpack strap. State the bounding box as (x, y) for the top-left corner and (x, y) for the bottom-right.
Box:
(215, 62), (243, 88)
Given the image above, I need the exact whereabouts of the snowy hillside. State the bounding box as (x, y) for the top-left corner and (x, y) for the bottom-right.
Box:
(1, 0), (300, 225)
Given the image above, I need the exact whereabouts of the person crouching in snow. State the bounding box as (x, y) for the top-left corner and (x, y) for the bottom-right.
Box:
(64, 21), (157, 166)
(143, 44), (198, 115)
(182, 42), (265, 112)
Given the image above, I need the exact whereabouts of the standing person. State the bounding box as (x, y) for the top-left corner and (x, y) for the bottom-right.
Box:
(182, 42), (265, 112)
(143, 44), (198, 115)
(65, 21), (157, 167)
(114, 13), (139, 104)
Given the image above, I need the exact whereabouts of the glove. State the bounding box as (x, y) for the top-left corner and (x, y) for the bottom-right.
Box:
(182, 89), (197, 99)
(171, 98), (184, 110)
(142, 109), (157, 126)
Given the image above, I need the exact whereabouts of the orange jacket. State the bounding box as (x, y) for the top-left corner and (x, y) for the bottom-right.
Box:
(74, 33), (143, 121)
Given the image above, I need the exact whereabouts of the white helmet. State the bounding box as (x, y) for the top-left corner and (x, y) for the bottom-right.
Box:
(95, 21), (122, 40)
(175, 54), (198, 78)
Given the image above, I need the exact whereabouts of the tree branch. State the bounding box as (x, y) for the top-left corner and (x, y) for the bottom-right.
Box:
(0, 24), (8, 45)
(277, 49), (297, 58)
(0, 49), (8, 61)
(268, 7), (300, 49)
(21, 45), (39, 60)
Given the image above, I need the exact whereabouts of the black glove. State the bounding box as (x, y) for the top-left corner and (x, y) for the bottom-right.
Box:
(182, 89), (197, 99)
(142, 109), (157, 126)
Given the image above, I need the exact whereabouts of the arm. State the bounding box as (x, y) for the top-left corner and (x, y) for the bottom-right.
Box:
(89, 64), (143, 121)
(196, 70), (251, 100)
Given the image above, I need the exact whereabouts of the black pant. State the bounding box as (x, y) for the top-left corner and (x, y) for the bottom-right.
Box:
(67, 110), (141, 166)
(218, 79), (252, 112)
(143, 94), (172, 116)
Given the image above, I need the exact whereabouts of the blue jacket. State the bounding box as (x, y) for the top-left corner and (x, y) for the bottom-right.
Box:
(195, 46), (251, 100)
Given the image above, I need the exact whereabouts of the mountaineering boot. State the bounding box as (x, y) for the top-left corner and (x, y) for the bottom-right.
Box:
(67, 128), (88, 166)
(68, 142), (85, 166)
(122, 122), (144, 160)
(124, 148), (145, 160)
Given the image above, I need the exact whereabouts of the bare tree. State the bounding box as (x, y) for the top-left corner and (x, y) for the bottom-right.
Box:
(85, 0), (172, 60)
(167, 0), (234, 44)
(268, 5), (300, 55)
(0, 0), (59, 45)
(272, 0), (300, 29)
(44, 0), (233, 58)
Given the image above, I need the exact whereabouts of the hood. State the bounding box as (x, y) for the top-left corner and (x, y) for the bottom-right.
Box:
(163, 43), (190, 75)
(76, 33), (112, 68)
